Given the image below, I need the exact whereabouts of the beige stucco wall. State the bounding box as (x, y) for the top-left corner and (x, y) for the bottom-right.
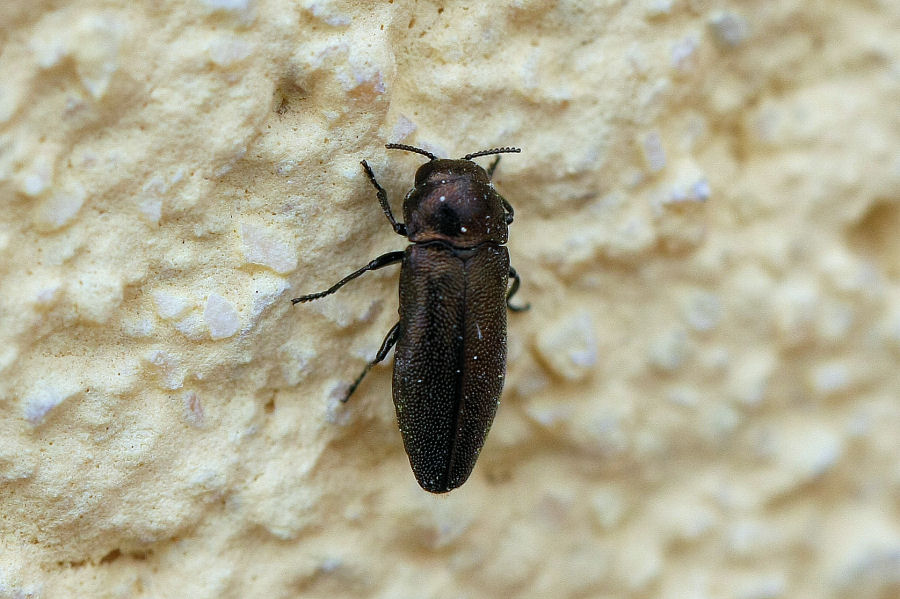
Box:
(1, 1), (898, 597)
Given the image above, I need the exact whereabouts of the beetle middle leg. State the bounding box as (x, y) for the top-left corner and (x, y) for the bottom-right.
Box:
(343, 321), (401, 402)
(291, 251), (404, 304)
(506, 266), (530, 312)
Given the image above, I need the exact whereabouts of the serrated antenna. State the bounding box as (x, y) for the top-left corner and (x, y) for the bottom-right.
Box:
(462, 147), (521, 160)
(385, 143), (437, 161)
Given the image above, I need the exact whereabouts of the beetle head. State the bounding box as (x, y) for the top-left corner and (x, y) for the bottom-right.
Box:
(413, 158), (490, 188)
(386, 144), (520, 247)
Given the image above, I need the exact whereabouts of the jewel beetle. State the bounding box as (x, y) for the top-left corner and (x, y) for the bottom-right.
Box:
(292, 143), (528, 493)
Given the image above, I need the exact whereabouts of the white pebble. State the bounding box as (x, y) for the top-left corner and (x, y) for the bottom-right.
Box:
(71, 14), (124, 99)
(23, 382), (76, 426)
(0, 346), (17, 376)
(777, 423), (843, 482)
(138, 197), (162, 223)
(35, 282), (61, 305)
(816, 302), (854, 342)
(390, 114), (417, 141)
(275, 160), (296, 176)
(247, 276), (290, 329)
(645, 0), (673, 18)
(708, 11), (749, 48)
(37, 184), (86, 229)
(122, 316), (155, 338)
(24, 172), (50, 196)
(642, 131), (667, 173)
(201, 0), (252, 12)
(240, 223), (297, 274)
(671, 36), (698, 72)
(204, 293), (240, 339)
(690, 178), (710, 201)
(278, 341), (313, 386)
(535, 311), (598, 381)
(152, 290), (192, 320)
(524, 397), (572, 427)
(207, 37), (253, 67)
(304, 0), (351, 26)
(648, 328), (688, 372)
(809, 361), (851, 396)
(728, 351), (775, 407)
(145, 349), (186, 390)
(682, 291), (722, 332)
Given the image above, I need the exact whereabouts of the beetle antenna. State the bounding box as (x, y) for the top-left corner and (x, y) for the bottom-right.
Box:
(462, 147), (522, 161)
(385, 143), (437, 161)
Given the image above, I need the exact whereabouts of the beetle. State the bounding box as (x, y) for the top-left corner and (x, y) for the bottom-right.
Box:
(292, 143), (528, 493)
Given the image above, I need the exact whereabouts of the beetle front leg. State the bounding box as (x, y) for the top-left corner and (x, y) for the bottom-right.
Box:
(487, 155), (502, 179)
(506, 266), (530, 312)
(501, 198), (515, 225)
(343, 321), (401, 402)
(361, 160), (407, 237)
(291, 251), (404, 304)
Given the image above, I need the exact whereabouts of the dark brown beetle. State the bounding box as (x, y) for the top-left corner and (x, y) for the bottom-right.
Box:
(292, 143), (527, 493)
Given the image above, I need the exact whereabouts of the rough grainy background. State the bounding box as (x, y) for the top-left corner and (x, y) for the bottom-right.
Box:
(1, 0), (898, 597)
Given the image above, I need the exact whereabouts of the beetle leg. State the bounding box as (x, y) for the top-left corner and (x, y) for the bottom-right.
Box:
(291, 251), (404, 304)
(343, 321), (401, 402)
(361, 160), (408, 237)
(506, 266), (530, 312)
(486, 155), (502, 179)
(501, 197), (515, 225)
(488, 158), (516, 224)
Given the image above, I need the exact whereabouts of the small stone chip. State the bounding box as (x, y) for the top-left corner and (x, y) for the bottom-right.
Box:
(240, 223), (298, 274)
(204, 293), (240, 339)
(535, 311), (598, 381)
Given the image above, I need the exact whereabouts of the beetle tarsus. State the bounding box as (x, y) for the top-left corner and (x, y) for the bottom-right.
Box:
(343, 321), (402, 402)
(291, 251), (404, 304)
(506, 267), (530, 312)
(361, 160), (408, 237)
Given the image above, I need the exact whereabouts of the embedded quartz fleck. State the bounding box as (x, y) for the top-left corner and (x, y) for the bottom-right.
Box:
(204, 293), (241, 339)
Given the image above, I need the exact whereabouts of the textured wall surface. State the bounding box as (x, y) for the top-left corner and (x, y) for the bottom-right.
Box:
(1, 1), (899, 597)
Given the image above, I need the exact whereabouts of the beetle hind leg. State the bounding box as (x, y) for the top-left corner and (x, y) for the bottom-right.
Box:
(343, 321), (401, 402)
(506, 266), (530, 312)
